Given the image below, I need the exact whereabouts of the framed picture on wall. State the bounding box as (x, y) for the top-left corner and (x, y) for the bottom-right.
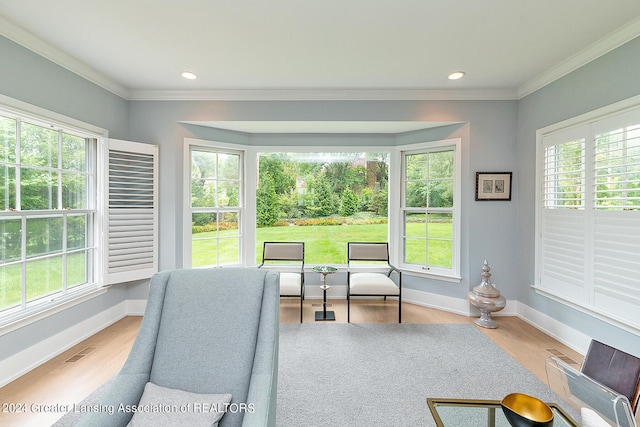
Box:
(475, 172), (512, 201)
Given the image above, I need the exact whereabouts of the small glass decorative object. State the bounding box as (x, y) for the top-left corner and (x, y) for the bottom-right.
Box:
(467, 260), (506, 328)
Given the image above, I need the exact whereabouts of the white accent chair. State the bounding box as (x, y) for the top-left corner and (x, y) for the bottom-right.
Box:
(347, 242), (401, 323)
(258, 242), (305, 322)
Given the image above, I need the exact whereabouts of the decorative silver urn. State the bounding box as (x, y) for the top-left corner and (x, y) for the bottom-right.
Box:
(467, 260), (506, 328)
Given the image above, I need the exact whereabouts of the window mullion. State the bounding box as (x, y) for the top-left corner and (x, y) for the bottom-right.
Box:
(15, 119), (21, 211)
(20, 216), (26, 309)
(57, 130), (63, 210)
(62, 212), (68, 292)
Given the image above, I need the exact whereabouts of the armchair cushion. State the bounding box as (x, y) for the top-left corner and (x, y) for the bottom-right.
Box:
(127, 382), (231, 427)
(349, 272), (399, 295)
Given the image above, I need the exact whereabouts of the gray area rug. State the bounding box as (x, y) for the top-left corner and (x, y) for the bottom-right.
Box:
(54, 323), (566, 426)
(276, 323), (561, 426)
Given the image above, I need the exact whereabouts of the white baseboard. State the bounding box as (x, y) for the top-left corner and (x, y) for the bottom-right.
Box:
(126, 299), (147, 316)
(1, 290), (589, 388)
(514, 301), (591, 355)
(0, 301), (129, 387)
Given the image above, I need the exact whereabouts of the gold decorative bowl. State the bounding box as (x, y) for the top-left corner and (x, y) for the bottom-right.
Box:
(500, 393), (554, 427)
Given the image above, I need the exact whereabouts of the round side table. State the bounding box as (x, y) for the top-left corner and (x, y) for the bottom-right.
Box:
(312, 266), (337, 321)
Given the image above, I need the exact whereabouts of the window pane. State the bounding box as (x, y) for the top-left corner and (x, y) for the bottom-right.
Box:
(405, 153), (428, 180)
(429, 151), (454, 179)
(67, 214), (87, 251)
(405, 182), (427, 208)
(21, 122), (59, 168)
(404, 237), (426, 265)
(428, 212), (453, 239)
(26, 256), (62, 301)
(62, 134), (87, 172)
(218, 181), (239, 207)
(0, 263), (22, 311)
(218, 237), (240, 265)
(192, 237), (217, 268)
(544, 139), (584, 208)
(191, 179), (215, 207)
(428, 180), (454, 208)
(427, 240), (453, 268)
(0, 115), (16, 163)
(595, 125), (640, 209)
(192, 150), (216, 179)
(20, 167), (57, 210)
(404, 212), (426, 238)
(256, 152), (389, 265)
(67, 250), (89, 288)
(0, 165), (16, 210)
(0, 218), (22, 262)
(62, 172), (87, 209)
(26, 216), (63, 258)
(219, 153), (240, 180)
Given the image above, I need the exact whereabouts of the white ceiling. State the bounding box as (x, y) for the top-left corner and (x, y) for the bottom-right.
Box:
(2, 1), (640, 102)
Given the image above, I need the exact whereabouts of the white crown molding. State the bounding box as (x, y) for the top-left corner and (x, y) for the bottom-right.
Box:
(3, 12), (639, 102)
(0, 15), (131, 100)
(128, 87), (518, 101)
(518, 16), (640, 99)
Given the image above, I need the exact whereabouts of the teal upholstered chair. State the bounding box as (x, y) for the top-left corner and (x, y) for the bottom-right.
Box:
(76, 268), (280, 427)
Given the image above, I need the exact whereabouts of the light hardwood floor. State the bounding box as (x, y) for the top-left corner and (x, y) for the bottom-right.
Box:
(0, 299), (583, 427)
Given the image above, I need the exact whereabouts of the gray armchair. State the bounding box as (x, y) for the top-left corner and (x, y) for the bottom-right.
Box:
(77, 268), (280, 427)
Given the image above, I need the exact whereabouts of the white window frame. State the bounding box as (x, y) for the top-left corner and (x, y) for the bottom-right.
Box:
(0, 95), (108, 332)
(535, 94), (640, 335)
(183, 138), (245, 268)
(396, 138), (462, 281)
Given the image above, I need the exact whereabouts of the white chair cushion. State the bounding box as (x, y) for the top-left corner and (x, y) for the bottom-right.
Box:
(279, 272), (302, 296)
(349, 272), (399, 295)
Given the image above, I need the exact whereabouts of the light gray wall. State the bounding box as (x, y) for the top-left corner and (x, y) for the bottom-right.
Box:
(0, 37), (129, 139)
(517, 36), (640, 355)
(128, 99), (518, 303)
(0, 35), (132, 359)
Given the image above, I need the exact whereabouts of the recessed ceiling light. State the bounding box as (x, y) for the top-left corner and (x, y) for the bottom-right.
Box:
(181, 71), (198, 80)
(448, 71), (465, 80)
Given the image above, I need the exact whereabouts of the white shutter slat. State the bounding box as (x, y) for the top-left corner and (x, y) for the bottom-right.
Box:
(540, 209), (587, 301)
(105, 139), (159, 285)
(593, 211), (640, 327)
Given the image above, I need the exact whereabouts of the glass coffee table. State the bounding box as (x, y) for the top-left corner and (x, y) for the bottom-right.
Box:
(427, 398), (579, 427)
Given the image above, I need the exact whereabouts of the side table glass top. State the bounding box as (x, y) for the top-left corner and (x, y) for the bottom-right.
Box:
(427, 398), (579, 427)
(312, 266), (337, 274)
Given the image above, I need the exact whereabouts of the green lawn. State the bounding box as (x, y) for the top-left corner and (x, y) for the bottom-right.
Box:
(0, 252), (88, 311)
(192, 221), (452, 266)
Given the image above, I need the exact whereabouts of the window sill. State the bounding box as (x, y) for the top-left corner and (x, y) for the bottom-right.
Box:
(532, 285), (640, 336)
(402, 268), (462, 283)
(0, 286), (107, 337)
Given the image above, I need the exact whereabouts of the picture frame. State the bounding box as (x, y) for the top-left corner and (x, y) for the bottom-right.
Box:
(475, 172), (512, 201)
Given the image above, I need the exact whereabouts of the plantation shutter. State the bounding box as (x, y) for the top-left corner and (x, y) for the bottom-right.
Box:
(105, 138), (159, 285)
(589, 109), (640, 328)
(537, 104), (640, 331)
(538, 127), (588, 303)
